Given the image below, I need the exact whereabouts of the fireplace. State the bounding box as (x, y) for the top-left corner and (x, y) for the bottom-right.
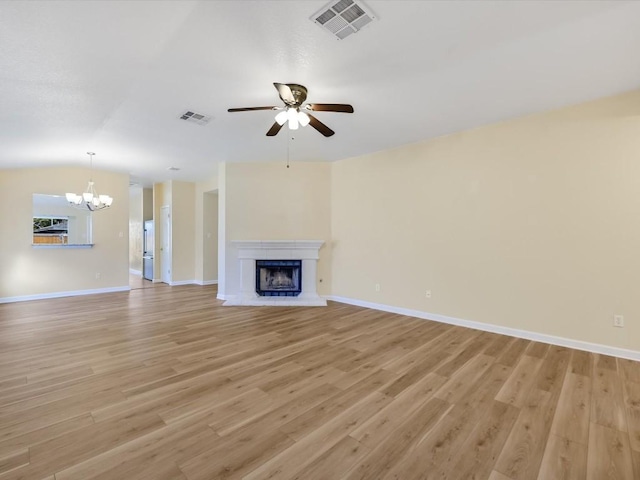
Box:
(256, 260), (301, 297)
(224, 240), (326, 306)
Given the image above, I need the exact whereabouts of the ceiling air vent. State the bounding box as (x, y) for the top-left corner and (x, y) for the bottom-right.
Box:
(179, 110), (211, 125)
(311, 0), (376, 40)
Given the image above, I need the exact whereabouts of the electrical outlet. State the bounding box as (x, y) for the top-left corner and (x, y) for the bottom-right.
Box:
(425, 290), (432, 299)
(375, 283), (380, 292)
(614, 315), (624, 328)
(95, 272), (101, 279)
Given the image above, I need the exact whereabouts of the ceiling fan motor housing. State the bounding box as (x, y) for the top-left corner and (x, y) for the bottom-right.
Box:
(282, 84), (308, 106)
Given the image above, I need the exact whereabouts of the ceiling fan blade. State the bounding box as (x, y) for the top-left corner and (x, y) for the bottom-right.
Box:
(307, 114), (335, 137)
(274, 83), (295, 104)
(266, 121), (284, 136)
(228, 106), (277, 112)
(306, 103), (354, 113)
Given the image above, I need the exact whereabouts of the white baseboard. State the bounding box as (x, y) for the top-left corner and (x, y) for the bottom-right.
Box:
(170, 280), (217, 286)
(152, 279), (217, 286)
(169, 280), (196, 286)
(0, 286), (131, 304)
(326, 295), (640, 362)
(129, 269), (142, 276)
(217, 293), (233, 301)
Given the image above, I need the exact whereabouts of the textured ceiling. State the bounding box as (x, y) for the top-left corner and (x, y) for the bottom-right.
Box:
(1, 0), (639, 185)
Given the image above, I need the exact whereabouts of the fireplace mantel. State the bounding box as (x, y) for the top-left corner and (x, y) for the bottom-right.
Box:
(223, 240), (327, 306)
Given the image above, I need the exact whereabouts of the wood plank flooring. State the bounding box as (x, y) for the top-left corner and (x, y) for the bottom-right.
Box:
(1, 284), (639, 479)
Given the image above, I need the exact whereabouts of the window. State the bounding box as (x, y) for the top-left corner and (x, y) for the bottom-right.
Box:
(32, 194), (93, 246)
(33, 217), (69, 244)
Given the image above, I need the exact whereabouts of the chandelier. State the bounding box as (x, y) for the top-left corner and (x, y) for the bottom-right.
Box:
(66, 152), (114, 211)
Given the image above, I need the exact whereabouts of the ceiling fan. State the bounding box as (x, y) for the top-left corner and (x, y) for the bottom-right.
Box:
(228, 83), (354, 137)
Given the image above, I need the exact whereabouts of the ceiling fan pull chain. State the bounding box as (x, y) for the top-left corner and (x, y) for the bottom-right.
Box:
(287, 135), (293, 168)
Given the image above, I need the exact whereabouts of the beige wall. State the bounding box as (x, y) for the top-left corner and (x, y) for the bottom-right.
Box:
(202, 192), (218, 283)
(143, 188), (153, 222)
(331, 90), (640, 351)
(152, 182), (164, 281)
(195, 176), (218, 284)
(129, 186), (143, 273)
(0, 166), (129, 300)
(129, 185), (152, 274)
(153, 177), (216, 285)
(169, 181), (196, 283)
(222, 161), (332, 297)
(218, 163), (228, 296)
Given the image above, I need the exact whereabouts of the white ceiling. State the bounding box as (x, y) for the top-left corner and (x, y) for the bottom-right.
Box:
(1, 0), (639, 185)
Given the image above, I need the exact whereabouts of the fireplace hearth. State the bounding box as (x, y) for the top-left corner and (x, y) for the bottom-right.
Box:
(256, 260), (301, 297)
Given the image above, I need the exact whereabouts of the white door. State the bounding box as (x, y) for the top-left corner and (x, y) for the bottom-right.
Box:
(161, 206), (171, 284)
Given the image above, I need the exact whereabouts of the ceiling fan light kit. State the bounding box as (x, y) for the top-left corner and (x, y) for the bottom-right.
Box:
(298, 110), (311, 127)
(275, 110), (288, 126)
(227, 82), (354, 137)
(286, 107), (299, 130)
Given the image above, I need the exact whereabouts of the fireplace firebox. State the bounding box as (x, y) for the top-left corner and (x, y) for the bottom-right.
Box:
(255, 260), (302, 297)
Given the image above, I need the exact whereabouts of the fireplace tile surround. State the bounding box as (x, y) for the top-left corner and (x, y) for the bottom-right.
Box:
(223, 240), (326, 306)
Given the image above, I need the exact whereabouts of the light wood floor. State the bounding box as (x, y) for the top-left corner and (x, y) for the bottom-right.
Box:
(1, 285), (639, 479)
(129, 274), (158, 291)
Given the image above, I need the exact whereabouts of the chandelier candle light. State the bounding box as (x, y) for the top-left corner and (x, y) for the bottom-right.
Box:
(66, 152), (113, 211)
